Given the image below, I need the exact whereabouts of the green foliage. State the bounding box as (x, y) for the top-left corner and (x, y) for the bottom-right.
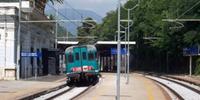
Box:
(91, 11), (117, 41)
(77, 17), (97, 44)
(184, 31), (200, 45)
(57, 24), (73, 38)
(92, 0), (200, 73)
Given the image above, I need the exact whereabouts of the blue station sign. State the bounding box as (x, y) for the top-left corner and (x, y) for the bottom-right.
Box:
(183, 45), (200, 56)
(21, 52), (42, 57)
(111, 48), (127, 55)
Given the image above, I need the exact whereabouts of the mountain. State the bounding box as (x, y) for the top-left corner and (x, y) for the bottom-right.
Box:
(45, 8), (103, 35)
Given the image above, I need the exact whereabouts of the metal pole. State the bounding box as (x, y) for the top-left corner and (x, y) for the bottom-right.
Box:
(189, 56), (192, 76)
(166, 52), (169, 73)
(25, 57), (27, 79)
(35, 49), (37, 79)
(117, 0), (121, 99)
(4, 9), (7, 76)
(55, 7), (58, 49)
(66, 26), (68, 41)
(125, 29), (127, 77)
(126, 9), (130, 84)
(16, 0), (22, 80)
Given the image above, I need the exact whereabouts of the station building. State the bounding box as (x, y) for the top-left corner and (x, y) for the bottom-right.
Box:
(0, 1), (56, 80)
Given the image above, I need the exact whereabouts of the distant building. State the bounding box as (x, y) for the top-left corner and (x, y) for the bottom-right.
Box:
(0, 0), (55, 80)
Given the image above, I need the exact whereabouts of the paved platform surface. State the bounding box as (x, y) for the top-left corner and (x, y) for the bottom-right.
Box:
(77, 73), (170, 100)
(0, 75), (66, 100)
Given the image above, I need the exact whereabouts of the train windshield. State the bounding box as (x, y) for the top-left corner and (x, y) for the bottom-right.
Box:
(75, 53), (79, 60)
(88, 52), (94, 60)
(82, 52), (87, 60)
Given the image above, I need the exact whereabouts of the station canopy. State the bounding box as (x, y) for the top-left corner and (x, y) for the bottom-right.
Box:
(95, 41), (136, 52)
(57, 41), (136, 53)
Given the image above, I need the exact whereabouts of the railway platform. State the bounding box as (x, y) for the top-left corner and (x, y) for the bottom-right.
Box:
(76, 73), (171, 100)
(0, 75), (66, 100)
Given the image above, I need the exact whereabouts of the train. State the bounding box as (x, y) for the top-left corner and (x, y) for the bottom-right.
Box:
(65, 45), (99, 83)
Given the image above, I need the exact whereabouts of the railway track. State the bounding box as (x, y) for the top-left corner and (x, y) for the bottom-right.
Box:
(146, 75), (200, 100)
(32, 78), (99, 100)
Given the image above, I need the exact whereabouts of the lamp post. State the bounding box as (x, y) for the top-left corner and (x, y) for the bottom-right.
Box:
(127, 9), (130, 84)
(16, 0), (22, 80)
(116, 0), (121, 100)
(55, 7), (58, 49)
(121, 0), (139, 84)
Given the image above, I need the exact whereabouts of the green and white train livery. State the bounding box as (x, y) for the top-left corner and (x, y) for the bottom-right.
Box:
(65, 45), (99, 83)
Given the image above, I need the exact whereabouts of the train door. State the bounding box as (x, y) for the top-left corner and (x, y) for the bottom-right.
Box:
(73, 47), (88, 72)
(80, 47), (88, 68)
(73, 47), (82, 72)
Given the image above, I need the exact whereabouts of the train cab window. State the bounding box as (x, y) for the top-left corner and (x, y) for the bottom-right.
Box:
(68, 53), (74, 63)
(75, 53), (79, 60)
(82, 52), (86, 60)
(95, 53), (97, 58)
(88, 52), (94, 60)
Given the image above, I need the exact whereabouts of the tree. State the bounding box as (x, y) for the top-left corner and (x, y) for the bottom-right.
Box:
(77, 17), (97, 44)
(92, 0), (200, 74)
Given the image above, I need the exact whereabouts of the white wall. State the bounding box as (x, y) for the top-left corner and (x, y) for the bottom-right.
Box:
(0, 22), (15, 67)
(0, 6), (55, 80)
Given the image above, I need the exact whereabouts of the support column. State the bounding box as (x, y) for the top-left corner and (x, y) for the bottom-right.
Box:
(102, 55), (105, 71)
(62, 54), (65, 74)
(106, 56), (108, 71)
(99, 55), (101, 71)
(189, 56), (192, 76)
(59, 55), (63, 74)
(110, 54), (112, 72)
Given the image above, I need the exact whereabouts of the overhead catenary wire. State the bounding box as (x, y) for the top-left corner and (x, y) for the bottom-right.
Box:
(163, 0), (200, 22)
(17, 0), (96, 33)
(64, 0), (84, 20)
(176, 1), (200, 20)
(63, 0), (96, 29)
(45, 2), (80, 27)
(19, 0), (80, 27)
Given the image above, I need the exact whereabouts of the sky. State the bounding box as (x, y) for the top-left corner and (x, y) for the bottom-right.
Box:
(55, 0), (118, 17)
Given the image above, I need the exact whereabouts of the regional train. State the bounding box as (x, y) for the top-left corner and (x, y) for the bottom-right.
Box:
(65, 45), (99, 83)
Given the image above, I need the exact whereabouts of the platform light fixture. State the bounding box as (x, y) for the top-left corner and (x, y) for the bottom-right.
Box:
(16, 0), (22, 80)
(121, 0), (140, 85)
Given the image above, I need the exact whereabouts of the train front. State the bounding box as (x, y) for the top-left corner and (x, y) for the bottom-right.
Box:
(65, 45), (99, 83)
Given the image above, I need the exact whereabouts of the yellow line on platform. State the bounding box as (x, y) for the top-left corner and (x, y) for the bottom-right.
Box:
(143, 79), (154, 100)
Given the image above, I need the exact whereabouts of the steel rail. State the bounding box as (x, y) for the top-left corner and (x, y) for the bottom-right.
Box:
(46, 87), (75, 100)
